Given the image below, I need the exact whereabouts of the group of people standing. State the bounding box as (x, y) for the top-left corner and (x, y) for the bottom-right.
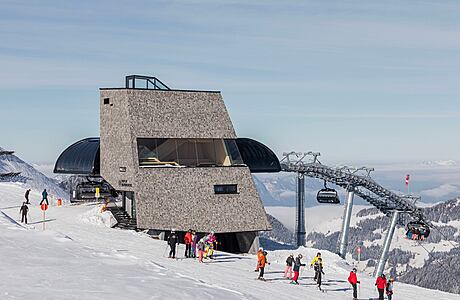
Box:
(19, 188), (49, 224)
(167, 229), (217, 263)
(348, 268), (394, 300)
(281, 252), (324, 289)
(255, 249), (395, 299)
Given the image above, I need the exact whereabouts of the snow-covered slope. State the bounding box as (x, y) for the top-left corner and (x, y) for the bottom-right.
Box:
(0, 182), (458, 299)
(0, 150), (67, 202)
(266, 203), (460, 294)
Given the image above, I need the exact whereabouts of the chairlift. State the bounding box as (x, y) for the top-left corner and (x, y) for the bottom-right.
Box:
(316, 181), (340, 204)
(406, 221), (430, 241)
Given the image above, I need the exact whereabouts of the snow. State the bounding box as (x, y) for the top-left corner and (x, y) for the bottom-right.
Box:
(0, 182), (459, 299)
(0, 153), (68, 201)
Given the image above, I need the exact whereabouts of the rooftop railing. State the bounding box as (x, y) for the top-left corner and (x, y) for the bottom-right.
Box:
(125, 75), (171, 90)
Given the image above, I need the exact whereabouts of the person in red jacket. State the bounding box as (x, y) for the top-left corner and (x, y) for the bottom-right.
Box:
(348, 268), (360, 300)
(184, 229), (193, 258)
(375, 274), (387, 300)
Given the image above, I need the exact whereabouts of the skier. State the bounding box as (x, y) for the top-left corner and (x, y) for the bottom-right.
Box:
(255, 247), (264, 272)
(40, 189), (49, 205)
(315, 257), (325, 290)
(310, 252), (323, 281)
(167, 229), (178, 259)
(24, 189), (31, 204)
(257, 250), (270, 281)
(204, 231), (217, 259)
(184, 229), (192, 258)
(19, 202), (29, 224)
(386, 277), (394, 300)
(191, 230), (198, 258)
(284, 254), (294, 279)
(197, 238), (206, 263)
(375, 273), (387, 300)
(290, 254), (305, 285)
(348, 268), (360, 300)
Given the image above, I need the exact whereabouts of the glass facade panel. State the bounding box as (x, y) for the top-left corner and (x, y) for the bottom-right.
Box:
(224, 139), (244, 165)
(176, 139), (198, 166)
(196, 139), (216, 166)
(137, 138), (245, 168)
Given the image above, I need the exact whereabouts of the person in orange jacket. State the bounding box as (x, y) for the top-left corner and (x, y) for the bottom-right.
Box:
(255, 247), (264, 272)
(184, 229), (193, 258)
(375, 274), (387, 300)
(257, 250), (269, 281)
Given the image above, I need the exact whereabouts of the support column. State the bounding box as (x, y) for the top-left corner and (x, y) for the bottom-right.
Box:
(375, 210), (399, 277)
(338, 186), (355, 258)
(295, 172), (306, 247)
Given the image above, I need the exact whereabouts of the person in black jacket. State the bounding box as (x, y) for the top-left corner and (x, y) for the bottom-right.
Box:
(40, 189), (49, 205)
(24, 189), (31, 204)
(20, 202), (29, 224)
(167, 230), (178, 258)
(290, 254), (306, 285)
(315, 257), (325, 290)
(284, 254), (294, 279)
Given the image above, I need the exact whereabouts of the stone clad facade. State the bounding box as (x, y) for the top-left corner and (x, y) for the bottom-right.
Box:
(99, 87), (270, 253)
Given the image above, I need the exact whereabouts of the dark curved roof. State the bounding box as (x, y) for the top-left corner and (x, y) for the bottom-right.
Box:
(54, 138), (100, 175)
(236, 138), (281, 173)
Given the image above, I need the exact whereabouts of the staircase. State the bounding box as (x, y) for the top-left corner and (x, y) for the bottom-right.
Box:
(106, 206), (138, 231)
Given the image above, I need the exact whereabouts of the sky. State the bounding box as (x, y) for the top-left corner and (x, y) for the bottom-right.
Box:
(1, 0), (459, 165)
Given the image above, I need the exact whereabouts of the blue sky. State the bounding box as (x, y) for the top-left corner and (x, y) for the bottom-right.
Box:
(1, 0), (459, 164)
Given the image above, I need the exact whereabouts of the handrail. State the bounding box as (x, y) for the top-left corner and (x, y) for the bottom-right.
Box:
(125, 75), (171, 90)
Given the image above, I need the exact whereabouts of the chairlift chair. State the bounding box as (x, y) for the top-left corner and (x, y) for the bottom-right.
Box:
(316, 181), (340, 204)
(406, 221), (430, 240)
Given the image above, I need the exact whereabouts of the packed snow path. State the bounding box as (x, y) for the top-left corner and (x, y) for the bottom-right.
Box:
(1, 183), (459, 300)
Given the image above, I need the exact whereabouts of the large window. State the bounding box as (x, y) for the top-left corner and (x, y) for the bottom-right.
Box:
(137, 138), (245, 168)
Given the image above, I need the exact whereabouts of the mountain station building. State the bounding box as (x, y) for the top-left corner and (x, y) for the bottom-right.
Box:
(54, 75), (281, 253)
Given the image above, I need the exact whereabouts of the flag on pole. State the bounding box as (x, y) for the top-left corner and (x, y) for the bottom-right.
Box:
(405, 174), (410, 186)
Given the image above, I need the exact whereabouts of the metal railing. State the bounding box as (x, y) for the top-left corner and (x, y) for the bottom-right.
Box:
(125, 75), (171, 90)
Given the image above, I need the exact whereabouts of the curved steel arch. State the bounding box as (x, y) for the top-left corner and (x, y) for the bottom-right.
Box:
(54, 137), (100, 175)
(280, 161), (429, 226)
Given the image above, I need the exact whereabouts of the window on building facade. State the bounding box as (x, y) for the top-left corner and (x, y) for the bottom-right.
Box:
(137, 138), (245, 168)
(214, 184), (238, 194)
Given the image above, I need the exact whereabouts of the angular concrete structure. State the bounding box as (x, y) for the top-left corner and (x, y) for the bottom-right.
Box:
(55, 76), (281, 253)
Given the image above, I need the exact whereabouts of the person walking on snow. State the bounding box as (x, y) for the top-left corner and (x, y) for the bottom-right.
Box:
(310, 252), (323, 281)
(167, 229), (178, 259)
(284, 254), (294, 279)
(375, 274), (387, 300)
(255, 247), (264, 272)
(257, 251), (270, 281)
(24, 189), (31, 204)
(19, 202), (29, 224)
(40, 189), (49, 205)
(290, 254), (305, 285)
(348, 268), (360, 300)
(184, 229), (192, 258)
(386, 277), (394, 300)
(315, 258), (325, 290)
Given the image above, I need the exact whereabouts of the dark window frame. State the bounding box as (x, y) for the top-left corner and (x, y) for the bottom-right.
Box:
(214, 184), (238, 194)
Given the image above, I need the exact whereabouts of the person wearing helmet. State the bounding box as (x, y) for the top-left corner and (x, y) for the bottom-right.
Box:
(284, 254), (294, 279)
(375, 274), (387, 300)
(290, 254), (305, 285)
(205, 231), (217, 259)
(310, 252), (323, 281)
(348, 268), (360, 300)
(255, 247), (264, 272)
(167, 229), (178, 259)
(386, 277), (394, 300)
(257, 250), (270, 281)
